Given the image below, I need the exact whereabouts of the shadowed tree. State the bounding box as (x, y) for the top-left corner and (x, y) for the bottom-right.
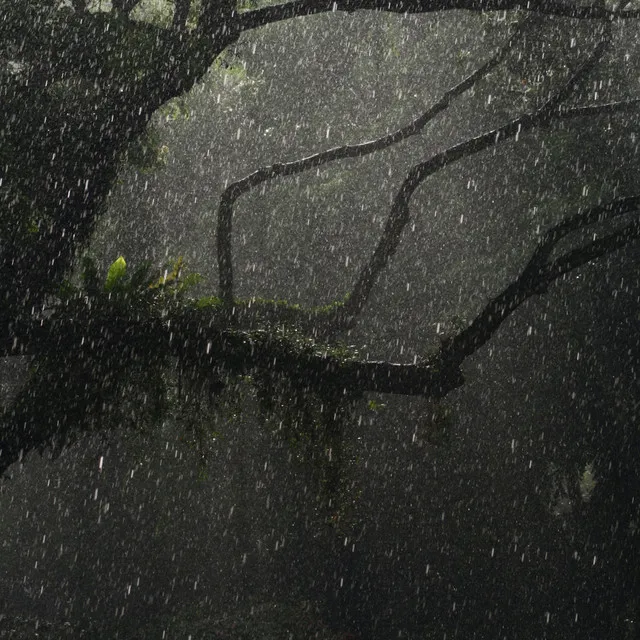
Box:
(1, 1), (640, 638)
(1, 0), (639, 502)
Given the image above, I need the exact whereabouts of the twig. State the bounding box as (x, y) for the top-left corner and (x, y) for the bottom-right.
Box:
(442, 196), (640, 364)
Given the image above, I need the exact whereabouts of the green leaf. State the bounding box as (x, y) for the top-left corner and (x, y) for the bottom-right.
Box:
(179, 272), (203, 289)
(105, 256), (127, 291)
(149, 256), (183, 290)
(579, 462), (597, 502)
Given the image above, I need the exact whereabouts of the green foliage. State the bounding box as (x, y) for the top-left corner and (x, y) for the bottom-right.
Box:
(130, 0), (175, 27)
(312, 294), (348, 317)
(367, 398), (387, 411)
(104, 255), (127, 291)
(158, 96), (191, 122)
(148, 255), (183, 289)
(42, 253), (360, 501)
(250, 351), (363, 522)
(237, 0), (259, 10)
(70, 254), (202, 305)
(213, 49), (249, 79)
(195, 295), (224, 309)
(172, 372), (227, 465)
(8, 254), (219, 459)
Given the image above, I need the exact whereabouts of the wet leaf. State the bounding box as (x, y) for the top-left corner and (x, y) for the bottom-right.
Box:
(104, 256), (127, 291)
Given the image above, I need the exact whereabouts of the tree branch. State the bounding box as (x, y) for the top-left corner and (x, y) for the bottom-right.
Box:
(0, 308), (463, 477)
(3, 196), (639, 476)
(235, 0), (640, 33)
(216, 16), (531, 306)
(442, 196), (640, 365)
(556, 97), (640, 120)
(545, 218), (640, 279)
(337, 37), (624, 329)
(197, 0), (240, 38)
(530, 195), (640, 266)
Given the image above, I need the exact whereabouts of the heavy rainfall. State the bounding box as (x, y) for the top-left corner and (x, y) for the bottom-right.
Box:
(1, 0), (639, 638)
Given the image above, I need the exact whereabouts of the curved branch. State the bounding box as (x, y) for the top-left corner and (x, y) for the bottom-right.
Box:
(216, 17), (531, 305)
(545, 218), (640, 279)
(337, 38), (620, 328)
(442, 196), (640, 364)
(556, 97), (640, 120)
(235, 0), (640, 33)
(530, 194), (640, 266)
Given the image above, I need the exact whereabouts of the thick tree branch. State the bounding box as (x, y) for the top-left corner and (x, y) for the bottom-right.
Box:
(216, 17), (530, 305)
(198, 0), (240, 38)
(337, 38), (623, 328)
(0, 309), (463, 477)
(5, 190), (638, 476)
(235, 0), (640, 33)
(2, 196), (639, 476)
(442, 196), (640, 364)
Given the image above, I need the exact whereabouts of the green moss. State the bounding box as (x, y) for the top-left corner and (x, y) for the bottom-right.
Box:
(195, 295), (224, 309)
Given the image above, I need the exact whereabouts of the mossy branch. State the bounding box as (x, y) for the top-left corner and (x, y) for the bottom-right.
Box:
(442, 196), (640, 366)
